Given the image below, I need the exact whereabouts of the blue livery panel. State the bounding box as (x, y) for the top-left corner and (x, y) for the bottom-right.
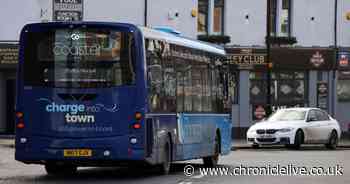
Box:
(147, 113), (231, 162)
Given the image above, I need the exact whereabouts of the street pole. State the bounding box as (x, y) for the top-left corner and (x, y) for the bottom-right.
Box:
(266, 0), (272, 117)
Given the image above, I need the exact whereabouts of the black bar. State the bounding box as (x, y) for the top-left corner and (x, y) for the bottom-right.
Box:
(266, 0), (272, 117)
(144, 0), (148, 27)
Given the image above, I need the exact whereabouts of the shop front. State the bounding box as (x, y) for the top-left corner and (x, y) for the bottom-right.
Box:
(0, 43), (18, 134)
(226, 46), (336, 138)
(268, 47), (336, 114)
(225, 47), (267, 138)
(336, 48), (350, 133)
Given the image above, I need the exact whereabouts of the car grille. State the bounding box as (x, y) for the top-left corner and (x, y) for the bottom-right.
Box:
(266, 129), (278, 134)
(256, 129), (265, 134)
(257, 138), (276, 142)
(256, 129), (277, 134)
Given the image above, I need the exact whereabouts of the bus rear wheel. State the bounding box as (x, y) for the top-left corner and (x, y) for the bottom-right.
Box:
(203, 133), (220, 167)
(158, 139), (172, 175)
(45, 163), (77, 176)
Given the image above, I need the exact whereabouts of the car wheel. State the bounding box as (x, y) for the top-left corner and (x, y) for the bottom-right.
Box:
(203, 133), (220, 167)
(293, 130), (303, 150)
(45, 164), (77, 176)
(325, 131), (338, 150)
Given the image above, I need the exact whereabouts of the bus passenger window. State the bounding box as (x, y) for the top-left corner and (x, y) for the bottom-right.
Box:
(192, 66), (203, 112)
(146, 39), (163, 112)
(184, 67), (193, 112)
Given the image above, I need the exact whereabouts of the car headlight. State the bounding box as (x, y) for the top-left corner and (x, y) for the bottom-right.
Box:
(278, 128), (294, 133)
(247, 128), (255, 133)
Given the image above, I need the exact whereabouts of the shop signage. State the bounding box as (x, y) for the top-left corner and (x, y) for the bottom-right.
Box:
(253, 105), (266, 120)
(0, 43), (19, 68)
(339, 54), (349, 67)
(317, 82), (328, 111)
(310, 51), (325, 67)
(226, 48), (267, 70)
(271, 48), (335, 70)
(338, 52), (350, 70)
(53, 0), (83, 21)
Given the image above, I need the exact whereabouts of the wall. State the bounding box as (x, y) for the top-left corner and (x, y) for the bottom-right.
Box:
(225, 0), (267, 46)
(293, 0), (334, 47)
(148, 0), (197, 38)
(84, 0), (144, 25)
(338, 0), (350, 47)
(0, 0), (42, 41)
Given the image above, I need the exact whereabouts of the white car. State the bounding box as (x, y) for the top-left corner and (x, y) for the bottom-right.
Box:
(247, 108), (341, 149)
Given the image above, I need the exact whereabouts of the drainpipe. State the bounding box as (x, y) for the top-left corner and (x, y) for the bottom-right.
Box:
(332, 0), (338, 117)
(334, 0), (338, 48)
(144, 0), (148, 27)
(266, 0), (272, 117)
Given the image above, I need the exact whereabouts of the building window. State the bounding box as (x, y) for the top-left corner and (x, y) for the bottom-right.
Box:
(228, 71), (239, 105)
(269, 0), (278, 36)
(213, 0), (224, 34)
(198, 0), (209, 34)
(250, 71), (307, 105)
(280, 0), (291, 36)
(250, 72), (268, 104)
(272, 71), (307, 104)
(198, 0), (225, 35)
(269, 0), (292, 37)
(337, 72), (350, 102)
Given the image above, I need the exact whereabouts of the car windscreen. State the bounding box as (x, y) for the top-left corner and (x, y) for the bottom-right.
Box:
(23, 28), (136, 88)
(268, 110), (306, 121)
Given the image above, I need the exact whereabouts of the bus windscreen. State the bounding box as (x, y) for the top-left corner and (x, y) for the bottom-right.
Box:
(23, 28), (135, 88)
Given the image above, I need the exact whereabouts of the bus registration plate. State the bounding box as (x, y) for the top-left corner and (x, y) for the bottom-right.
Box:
(64, 149), (92, 157)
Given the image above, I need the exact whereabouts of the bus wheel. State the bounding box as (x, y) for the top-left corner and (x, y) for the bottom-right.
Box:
(45, 164), (77, 176)
(158, 139), (171, 175)
(203, 134), (220, 167)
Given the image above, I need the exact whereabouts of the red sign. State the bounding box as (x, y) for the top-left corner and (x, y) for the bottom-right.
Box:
(254, 106), (266, 120)
(339, 54), (349, 67)
(310, 51), (325, 67)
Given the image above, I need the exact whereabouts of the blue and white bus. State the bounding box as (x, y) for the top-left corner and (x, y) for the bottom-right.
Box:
(15, 22), (232, 175)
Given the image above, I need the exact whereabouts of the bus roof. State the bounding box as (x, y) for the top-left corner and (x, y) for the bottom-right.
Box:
(138, 26), (226, 56)
(21, 22), (226, 56)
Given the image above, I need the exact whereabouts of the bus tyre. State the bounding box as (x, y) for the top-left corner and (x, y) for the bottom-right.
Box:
(45, 164), (77, 176)
(293, 130), (303, 150)
(203, 134), (220, 167)
(325, 131), (338, 150)
(159, 140), (171, 175)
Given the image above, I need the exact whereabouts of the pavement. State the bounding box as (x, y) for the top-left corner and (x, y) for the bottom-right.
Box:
(0, 138), (14, 148)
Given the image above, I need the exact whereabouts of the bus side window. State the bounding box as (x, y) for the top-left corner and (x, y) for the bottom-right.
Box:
(162, 43), (176, 112)
(211, 65), (218, 112)
(146, 39), (162, 112)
